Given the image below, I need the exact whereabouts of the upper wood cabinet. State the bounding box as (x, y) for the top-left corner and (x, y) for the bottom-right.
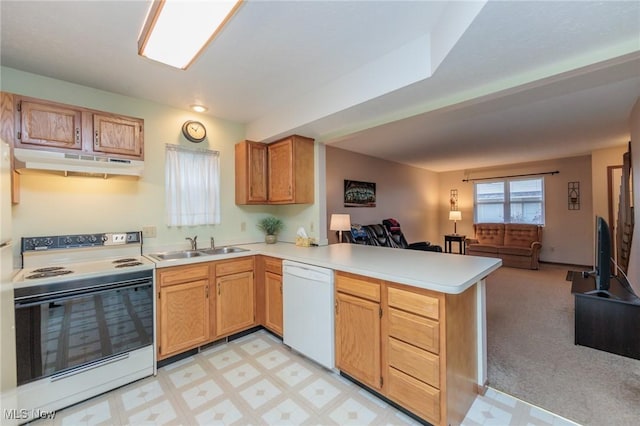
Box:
(92, 113), (143, 157)
(16, 98), (82, 150)
(235, 135), (314, 205)
(235, 140), (268, 204)
(268, 135), (314, 204)
(12, 94), (144, 160)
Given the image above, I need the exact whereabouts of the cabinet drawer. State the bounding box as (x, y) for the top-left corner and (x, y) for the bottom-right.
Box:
(388, 287), (439, 320)
(215, 258), (254, 276)
(387, 367), (440, 424)
(263, 257), (282, 275)
(159, 264), (209, 287)
(335, 272), (380, 302)
(388, 308), (439, 354)
(388, 337), (440, 388)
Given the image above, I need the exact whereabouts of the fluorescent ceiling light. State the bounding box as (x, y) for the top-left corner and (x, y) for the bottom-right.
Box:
(139, 0), (243, 70)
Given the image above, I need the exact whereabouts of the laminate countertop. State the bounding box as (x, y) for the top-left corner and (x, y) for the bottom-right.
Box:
(148, 242), (502, 294)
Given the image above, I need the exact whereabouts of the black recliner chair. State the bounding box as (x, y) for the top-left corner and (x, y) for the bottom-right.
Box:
(382, 218), (442, 252)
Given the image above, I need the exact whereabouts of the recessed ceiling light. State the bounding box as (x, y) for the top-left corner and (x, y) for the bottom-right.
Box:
(191, 105), (208, 113)
(138, 0), (243, 70)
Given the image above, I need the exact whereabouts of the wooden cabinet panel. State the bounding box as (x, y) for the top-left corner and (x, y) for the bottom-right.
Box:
(264, 271), (283, 336)
(388, 287), (439, 320)
(335, 272), (381, 302)
(388, 307), (439, 354)
(335, 292), (381, 390)
(158, 279), (210, 358)
(215, 258), (254, 276)
(388, 337), (440, 388)
(387, 367), (440, 424)
(235, 140), (267, 204)
(215, 271), (255, 337)
(92, 113), (143, 158)
(16, 98), (82, 150)
(263, 257), (282, 275)
(267, 138), (294, 202)
(159, 264), (209, 287)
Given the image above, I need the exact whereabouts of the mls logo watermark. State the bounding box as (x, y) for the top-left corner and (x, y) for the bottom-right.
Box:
(4, 408), (56, 421)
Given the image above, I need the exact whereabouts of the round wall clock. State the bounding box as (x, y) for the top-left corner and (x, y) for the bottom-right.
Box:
(182, 120), (207, 143)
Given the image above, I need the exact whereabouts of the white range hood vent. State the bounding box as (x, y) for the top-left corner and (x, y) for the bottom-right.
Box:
(13, 148), (144, 177)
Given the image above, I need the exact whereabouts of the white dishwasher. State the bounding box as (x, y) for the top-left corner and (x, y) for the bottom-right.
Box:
(282, 260), (335, 369)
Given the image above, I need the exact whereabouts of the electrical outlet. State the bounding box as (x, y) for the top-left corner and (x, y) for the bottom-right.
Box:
(310, 222), (314, 232)
(142, 226), (157, 238)
(241, 222), (246, 232)
(112, 233), (127, 243)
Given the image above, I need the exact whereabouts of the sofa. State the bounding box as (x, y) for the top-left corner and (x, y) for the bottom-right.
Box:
(465, 223), (542, 269)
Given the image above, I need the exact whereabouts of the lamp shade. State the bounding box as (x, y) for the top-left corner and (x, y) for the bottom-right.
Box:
(330, 214), (351, 231)
(449, 210), (462, 221)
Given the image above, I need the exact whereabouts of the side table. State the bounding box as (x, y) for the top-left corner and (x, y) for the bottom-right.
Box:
(444, 234), (466, 254)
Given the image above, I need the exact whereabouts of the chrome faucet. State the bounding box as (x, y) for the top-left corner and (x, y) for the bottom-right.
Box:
(186, 236), (197, 250)
(210, 237), (215, 249)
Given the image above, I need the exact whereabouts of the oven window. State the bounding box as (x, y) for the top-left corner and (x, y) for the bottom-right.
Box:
(15, 283), (153, 385)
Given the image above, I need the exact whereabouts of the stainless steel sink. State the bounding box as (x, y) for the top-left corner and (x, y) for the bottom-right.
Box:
(148, 246), (249, 261)
(149, 250), (203, 261)
(198, 246), (249, 255)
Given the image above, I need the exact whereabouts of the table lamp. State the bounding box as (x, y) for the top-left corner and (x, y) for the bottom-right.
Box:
(449, 210), (462, 235)
(330, 214), (351, 243)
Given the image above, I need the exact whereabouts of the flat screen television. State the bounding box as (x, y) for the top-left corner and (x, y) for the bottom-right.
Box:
(594, 216), (611, 292)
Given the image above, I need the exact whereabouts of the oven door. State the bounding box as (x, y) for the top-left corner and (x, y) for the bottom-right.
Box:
(14, 270), (153, 386)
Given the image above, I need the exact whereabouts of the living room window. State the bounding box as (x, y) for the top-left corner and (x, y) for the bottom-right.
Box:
(474, 177), (545, 225)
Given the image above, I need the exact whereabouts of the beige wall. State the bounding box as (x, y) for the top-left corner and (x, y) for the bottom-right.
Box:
(440, 156), (595, 265)
(325, 146), (439, 245)
(1, 67), (321, 265)
(628, 98), (639, 294)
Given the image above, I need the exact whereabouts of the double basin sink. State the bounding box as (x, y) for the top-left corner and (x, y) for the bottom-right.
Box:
(148, 246), (249, 261)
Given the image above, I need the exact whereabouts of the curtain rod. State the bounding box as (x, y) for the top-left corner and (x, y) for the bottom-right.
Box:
(462, 170), (559, 182)
(165, 143), (219, 155)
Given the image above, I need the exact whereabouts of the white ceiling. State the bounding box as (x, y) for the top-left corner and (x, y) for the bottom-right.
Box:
(1, 0), (639, 172)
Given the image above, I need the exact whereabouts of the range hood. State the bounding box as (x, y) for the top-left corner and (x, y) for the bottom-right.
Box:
(13, 148), (144, 177)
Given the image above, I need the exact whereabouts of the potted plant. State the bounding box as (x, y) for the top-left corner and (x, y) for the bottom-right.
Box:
(257, 216), (284, 244)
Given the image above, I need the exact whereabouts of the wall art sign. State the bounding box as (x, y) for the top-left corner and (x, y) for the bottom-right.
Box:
(344, 180), (376, 207)
(568, 181), (580, 210)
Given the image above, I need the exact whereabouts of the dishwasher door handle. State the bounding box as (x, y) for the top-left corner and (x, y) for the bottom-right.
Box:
(283, 266), (331, 282)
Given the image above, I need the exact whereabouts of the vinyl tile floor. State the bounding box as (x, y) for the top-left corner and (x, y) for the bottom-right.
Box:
(30, 330), (580, 426)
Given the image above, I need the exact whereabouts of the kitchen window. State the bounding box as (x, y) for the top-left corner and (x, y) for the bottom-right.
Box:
(165, 144), (220, 226)
(474, 177), (545, 225)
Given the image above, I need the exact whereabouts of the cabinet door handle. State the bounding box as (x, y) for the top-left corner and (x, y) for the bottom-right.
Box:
(218, 282), (221, 295)
(335, 300), (338, 315)
(75, 128), (80, 143)
(280, 283), (282, 294)
(94, 130), (99, 146)
(206, 286), (209, 299)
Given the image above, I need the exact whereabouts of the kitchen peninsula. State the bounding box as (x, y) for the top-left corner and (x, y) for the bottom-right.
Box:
(149, 243), (502, 426)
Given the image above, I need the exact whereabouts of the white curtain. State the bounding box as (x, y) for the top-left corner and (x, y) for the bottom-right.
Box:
(165, 144), (220, 226)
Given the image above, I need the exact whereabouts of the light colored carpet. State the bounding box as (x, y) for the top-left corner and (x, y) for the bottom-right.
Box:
(486, 263), (640, 425)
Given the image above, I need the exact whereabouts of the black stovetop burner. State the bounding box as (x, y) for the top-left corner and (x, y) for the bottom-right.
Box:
(26, 269), (73, 279)
(115, 262), (143, 268)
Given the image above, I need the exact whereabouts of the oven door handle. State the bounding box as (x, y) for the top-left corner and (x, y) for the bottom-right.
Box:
(14, 279), (152, 308)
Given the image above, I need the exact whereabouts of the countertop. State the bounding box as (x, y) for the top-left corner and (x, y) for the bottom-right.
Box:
(149, 243), (502, 294)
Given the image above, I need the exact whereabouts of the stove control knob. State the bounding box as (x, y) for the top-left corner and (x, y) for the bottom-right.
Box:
(88, 235), (97, 243)
(45, 238), (53, 245)
(63, 237), (72, 245)
(77, 236), (86, 243)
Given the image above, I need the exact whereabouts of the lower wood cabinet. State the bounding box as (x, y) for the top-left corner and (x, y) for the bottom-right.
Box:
(263, 257), (283, 336)
(335, 272), (478, 426)
(157, 264), (211, 360)
(156, 257), (256, 360)
(214, 258), (256, 337)
(335, 272), (382, 390)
